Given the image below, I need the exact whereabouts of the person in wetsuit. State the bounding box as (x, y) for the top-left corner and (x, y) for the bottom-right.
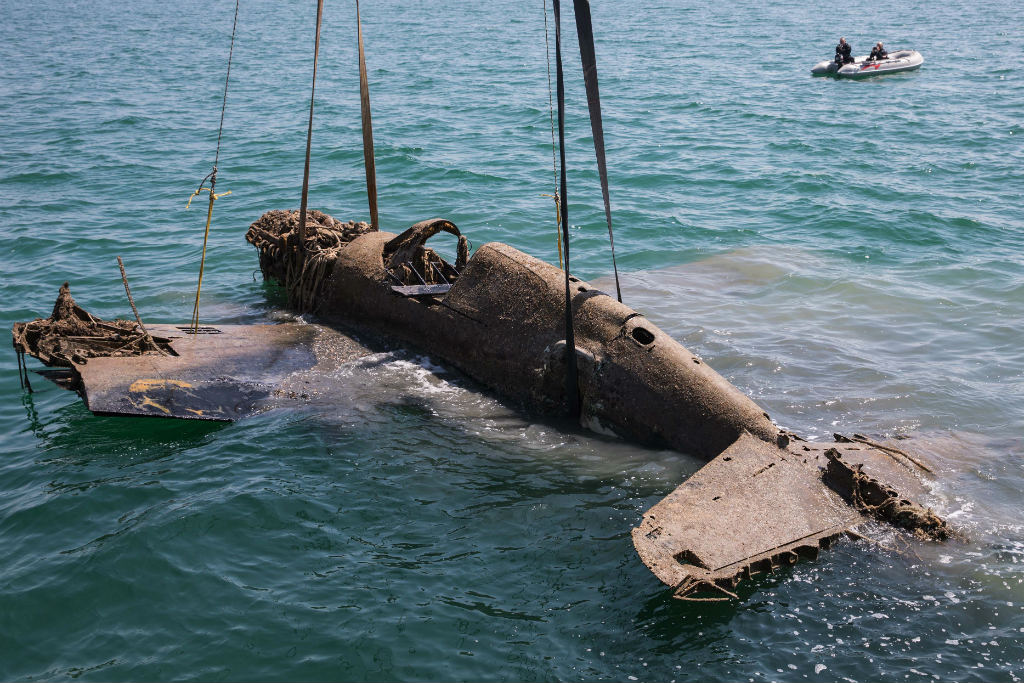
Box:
(867, 42), (888, 61)
(835, 37), (854, 66)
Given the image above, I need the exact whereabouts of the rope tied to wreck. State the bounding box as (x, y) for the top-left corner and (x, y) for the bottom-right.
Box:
(12, 283), (170, 371)
(834, 432), (934, 474)
(542, 0), (563, 269)
(187, 0), (239, 333)
(246, 210), (374, 313)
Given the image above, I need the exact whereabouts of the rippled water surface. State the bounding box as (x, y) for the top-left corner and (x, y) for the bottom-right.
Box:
(2, 0), (1023, 680)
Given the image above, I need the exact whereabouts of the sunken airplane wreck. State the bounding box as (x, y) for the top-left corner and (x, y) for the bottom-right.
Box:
(14, 209), (950, 601)
(12, 0), (950, 601)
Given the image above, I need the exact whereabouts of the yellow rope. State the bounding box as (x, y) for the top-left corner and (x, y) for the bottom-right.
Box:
(542, 0), (562, 270)
(541, 192), (563, 269)
(187, 186), (230, 332)
(186, 0), (239, 334)
(186, 186), (231, 210)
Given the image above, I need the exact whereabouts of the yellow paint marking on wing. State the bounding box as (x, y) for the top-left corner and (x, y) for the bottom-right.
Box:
(140, 397), (172, 415)
(129, 379), (194, 393)
(185, 408), (205, 416)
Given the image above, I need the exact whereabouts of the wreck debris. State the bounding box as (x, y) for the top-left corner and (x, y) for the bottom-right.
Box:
(823, 448), (949, 540)
(14, 287), (370, 419)
(246, 210), (472, 309)
(633, 435), (948, 600)
(70, 323), (352, 420)
(632, 432), (860, 601)
(12, 283), (172, 369)
(246, 209), (372, 312)
(383, 218), (469, 288)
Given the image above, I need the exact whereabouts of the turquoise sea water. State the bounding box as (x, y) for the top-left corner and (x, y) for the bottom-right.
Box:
(2, 0), (1023, 680)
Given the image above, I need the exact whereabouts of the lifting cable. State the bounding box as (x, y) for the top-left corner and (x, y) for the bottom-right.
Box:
(187, 0), (239, 333)
(553, 0), (580, 420)
(356, 0), (379, 231)
(542, 0), (563, 269)
(573, 0), (622, 303)
(298, 0), (327, 249)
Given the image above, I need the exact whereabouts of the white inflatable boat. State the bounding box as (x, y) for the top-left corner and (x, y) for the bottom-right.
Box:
(811, 49), (923, 78)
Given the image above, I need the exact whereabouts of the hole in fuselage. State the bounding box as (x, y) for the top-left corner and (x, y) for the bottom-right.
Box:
(631, 327), (655, 345)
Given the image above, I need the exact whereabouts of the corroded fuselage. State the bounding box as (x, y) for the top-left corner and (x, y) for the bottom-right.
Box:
(320, 231), (781, 460)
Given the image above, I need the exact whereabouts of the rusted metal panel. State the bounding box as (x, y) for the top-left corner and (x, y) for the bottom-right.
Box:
(77, 324), (321, 421)
(633, 433), (945, 600)
(391, 284), (451, 297)
(633, 432), (861, 600)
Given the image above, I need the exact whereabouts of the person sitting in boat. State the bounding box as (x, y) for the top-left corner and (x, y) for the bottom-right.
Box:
(835, 37), (854, 66)
(867, 42), (888, 61)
